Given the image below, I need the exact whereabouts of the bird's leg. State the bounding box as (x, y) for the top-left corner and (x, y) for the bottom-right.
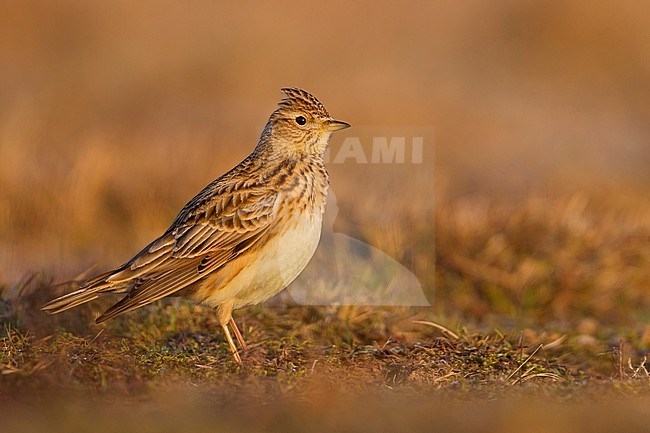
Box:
(218, 301), (241, 363)
(229, 317), (248, 351)
(220, 322), (242, 363)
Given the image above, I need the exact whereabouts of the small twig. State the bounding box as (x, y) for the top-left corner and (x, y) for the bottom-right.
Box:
(90, 328), (105, 344)
(628, 356), (649, 378)
(618, 339), (625, 380)
(310, 359), (319, 374)
(516, 331), (525, 361)
(517, 371), (564, 383)
(379, 337), (393, 351)
(511, 365), (537, 385)
(432, 371), (459, 383)
(413, 320), (459, 340)
(506, 343), (543, 383)
(543, 335), (566, 350)
(539, 344), (552, 370)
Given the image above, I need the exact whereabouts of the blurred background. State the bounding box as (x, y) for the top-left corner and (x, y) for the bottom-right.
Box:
(1, 0), (649, 326)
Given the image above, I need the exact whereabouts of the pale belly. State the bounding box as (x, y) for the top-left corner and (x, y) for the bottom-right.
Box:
(199, 210), (323, 310)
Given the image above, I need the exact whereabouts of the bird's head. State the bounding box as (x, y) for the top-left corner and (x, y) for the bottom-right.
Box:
(260, 88), (350, 158)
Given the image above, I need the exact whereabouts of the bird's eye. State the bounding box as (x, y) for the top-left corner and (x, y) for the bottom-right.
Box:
(295, 116), (307, 126)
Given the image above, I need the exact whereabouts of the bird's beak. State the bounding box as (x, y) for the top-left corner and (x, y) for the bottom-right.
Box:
(325, 119), (351, 131)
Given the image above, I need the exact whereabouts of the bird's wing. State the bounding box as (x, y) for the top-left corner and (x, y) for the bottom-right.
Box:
(95, 182), (278, 322)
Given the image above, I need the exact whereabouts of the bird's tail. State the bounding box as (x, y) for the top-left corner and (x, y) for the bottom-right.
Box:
(41, 271), (121, 314)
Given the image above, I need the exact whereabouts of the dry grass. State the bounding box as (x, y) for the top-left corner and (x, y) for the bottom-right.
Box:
(2, 294), (650, 431)
(1, 1), (650, 431)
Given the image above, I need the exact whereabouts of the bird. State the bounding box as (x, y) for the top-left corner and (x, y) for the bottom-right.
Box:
(41, 88), (350, 363)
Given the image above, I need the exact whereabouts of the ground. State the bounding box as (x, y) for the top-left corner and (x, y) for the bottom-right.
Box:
(2, 199), (650, 431)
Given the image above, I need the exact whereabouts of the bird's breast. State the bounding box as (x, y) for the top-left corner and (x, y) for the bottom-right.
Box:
(196, 162), (329, 309)
(199, 206), (324, 309)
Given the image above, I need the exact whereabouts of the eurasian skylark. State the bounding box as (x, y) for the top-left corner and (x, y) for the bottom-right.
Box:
(41, 88), (350, 362)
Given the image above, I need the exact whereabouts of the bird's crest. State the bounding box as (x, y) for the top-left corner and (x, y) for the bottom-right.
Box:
(278, 88), (331, 118)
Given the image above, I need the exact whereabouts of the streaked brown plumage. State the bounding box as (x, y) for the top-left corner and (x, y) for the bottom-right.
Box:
(41, 88), (350, 362)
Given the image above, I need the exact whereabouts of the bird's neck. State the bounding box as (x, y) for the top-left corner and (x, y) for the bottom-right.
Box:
(254, 139), (326, 167)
